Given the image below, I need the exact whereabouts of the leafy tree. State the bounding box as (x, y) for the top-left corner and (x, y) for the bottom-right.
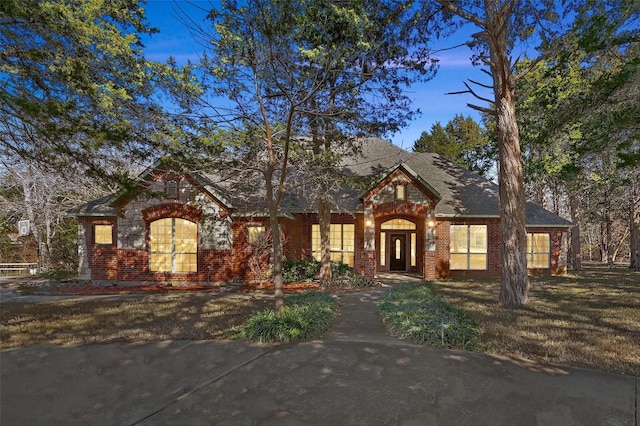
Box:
(515, 1), (639, 270)
(294, 1), (434, 286)
(420, 0), (639, 304)
(413, 114), (495, 176)
(180, 0), (435, 309)
(422, 0), (571, 306)
(0, 0), (178, 182)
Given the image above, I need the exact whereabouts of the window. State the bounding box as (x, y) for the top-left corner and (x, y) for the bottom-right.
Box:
(527, 233), (550, 268)
(311, 224), (355, 267)
(166, 180), (178, 199)
(94, 225), (112, 244)
(395, 184), (406, 201)
(450, 225), (487, 270)
(411, 233), (416, 267)
(150, 218), (197, 273)
(381, 219), (416, 230)
(247, 226), (266, 244)
(380, 232), (386, 266)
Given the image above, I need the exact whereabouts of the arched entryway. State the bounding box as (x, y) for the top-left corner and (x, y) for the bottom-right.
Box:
(380, 219), (417, 272)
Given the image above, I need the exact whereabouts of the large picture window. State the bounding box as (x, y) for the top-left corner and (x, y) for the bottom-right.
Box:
(450, 225), (487, 270)
(311, 224), (355, 267)
(527, 233), (550, 268)
(150, 218), (197, 273)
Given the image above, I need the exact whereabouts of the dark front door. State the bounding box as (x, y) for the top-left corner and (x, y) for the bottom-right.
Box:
(389, 234), (406, 271)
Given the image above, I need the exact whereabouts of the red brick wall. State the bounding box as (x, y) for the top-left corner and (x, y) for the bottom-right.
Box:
(434, 220), (567, 278)
(80, 210), (567, 284)
(80, 217), (118, 281)
(142, 203), (202, 223)
(114, 248), (233, 283)
(373, 206), (426, 275)
(435, 219), (502, 278)
(282, 215), (312, 260)
(232, 218), (271, 282)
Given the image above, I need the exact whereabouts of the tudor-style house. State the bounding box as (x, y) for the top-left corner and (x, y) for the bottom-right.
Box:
(70, 138), (572, 284)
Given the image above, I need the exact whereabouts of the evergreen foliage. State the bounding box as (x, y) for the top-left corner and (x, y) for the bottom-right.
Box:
(241, 291), (339, 343)
(413, 114), (496, 176)
(379, 282), (479, 350)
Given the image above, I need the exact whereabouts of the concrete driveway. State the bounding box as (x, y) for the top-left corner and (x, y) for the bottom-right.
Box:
(1, 286), (637, 425)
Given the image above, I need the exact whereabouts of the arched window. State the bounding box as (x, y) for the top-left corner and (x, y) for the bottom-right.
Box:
(150, 218), (197, 273)
(381, 219), (416, 230)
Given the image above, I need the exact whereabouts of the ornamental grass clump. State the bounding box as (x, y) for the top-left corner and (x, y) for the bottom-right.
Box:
(379, 282), (479, 350)
(241, 291), (339, 343)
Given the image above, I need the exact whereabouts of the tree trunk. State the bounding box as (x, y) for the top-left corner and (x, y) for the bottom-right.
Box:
(269, 198), (285, 313)
(604, 202), (614, 266)
(629, 179), (640, 271)
(568, 190), (582, 271)
(496, 93), (530, 306)
(264, 165), (285, 312)
(22, 171), (42, 271)
(318, 196), (332, 287)
(484, 2), (530, 306)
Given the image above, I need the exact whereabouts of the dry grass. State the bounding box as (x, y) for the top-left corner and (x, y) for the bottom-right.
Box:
(0, 294), (272, 348)
(432, 266), (640, 375)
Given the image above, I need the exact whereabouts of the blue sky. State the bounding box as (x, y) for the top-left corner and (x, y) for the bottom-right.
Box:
(142, 0), (492, 149)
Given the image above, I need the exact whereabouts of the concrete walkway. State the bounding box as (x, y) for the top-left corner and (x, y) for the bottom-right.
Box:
(1, 283), (638, 425)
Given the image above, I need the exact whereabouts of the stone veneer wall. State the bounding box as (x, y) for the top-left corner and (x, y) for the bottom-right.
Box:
(118, 178), (232, 251)
(365, 169), (436, 279)
(82, 173), (243, 284)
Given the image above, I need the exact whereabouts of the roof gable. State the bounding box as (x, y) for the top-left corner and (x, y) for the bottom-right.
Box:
(362, 162), (441, 204)
(347, 138), (572, 227)
(69, 163), (232, 218)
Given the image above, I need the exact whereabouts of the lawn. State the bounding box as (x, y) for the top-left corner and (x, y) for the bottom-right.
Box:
(432, 266), (640, 375)
(2, 267), (638, 376)
(0, 294), (273, 348)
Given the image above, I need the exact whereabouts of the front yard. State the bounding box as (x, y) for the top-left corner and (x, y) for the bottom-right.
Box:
(1, 267), (638, 376)
(433, 267), (640, 375)
(0, 294), (273, 348)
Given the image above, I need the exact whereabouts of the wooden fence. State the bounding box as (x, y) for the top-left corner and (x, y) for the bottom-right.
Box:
(0, 263), (39, 275)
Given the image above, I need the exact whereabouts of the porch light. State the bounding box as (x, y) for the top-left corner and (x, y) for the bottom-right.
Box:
(365, 219), (373, 228)
(427, 219), (436, 228)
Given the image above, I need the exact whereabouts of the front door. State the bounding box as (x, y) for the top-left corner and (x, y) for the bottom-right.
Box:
(389, 234), (406, 271)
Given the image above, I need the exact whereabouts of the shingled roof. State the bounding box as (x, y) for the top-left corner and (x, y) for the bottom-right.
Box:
(344, 138), (572, 227)
(70, 137), (572, 228)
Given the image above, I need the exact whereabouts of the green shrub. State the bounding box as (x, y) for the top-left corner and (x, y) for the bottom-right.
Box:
(282, 258), (320, 282)
(330, 261), (351, 277)
(241, 291), (338, 343)
(378, 282), (479, 350)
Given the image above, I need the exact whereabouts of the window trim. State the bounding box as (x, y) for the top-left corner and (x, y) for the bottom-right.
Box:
(149, 217), (198, 273)
(94, 224), (113, 245)
(311, 223), (355, 267)
(449, 224), (487, 270)
(527, 233), (550, 268)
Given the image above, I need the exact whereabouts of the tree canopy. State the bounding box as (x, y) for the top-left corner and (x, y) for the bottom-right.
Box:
(172, 0), (437, 310)
(0, 0), (173, 181)
(413, 114), (496, 176)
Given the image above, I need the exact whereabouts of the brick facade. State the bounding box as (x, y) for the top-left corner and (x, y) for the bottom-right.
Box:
(77, 169), (569, 285)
